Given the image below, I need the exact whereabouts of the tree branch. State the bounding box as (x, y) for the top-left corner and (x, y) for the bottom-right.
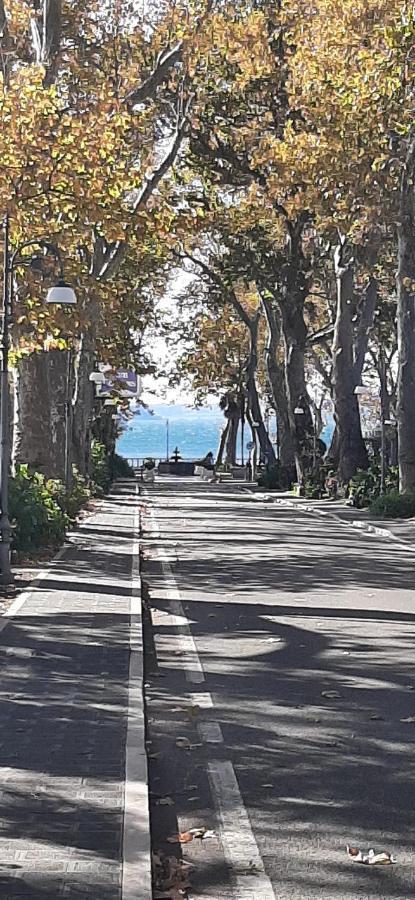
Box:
(126, 43), (182, 107)
(97, 106), (191, 282)
(173, 249), (255, 331)
(0, 0), (12, 86)
(42, 0), (62, 85)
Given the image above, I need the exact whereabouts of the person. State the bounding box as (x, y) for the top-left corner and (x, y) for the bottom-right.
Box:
(325, 470), (338, 499)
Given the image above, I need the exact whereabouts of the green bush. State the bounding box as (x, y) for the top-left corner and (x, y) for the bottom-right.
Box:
(91, 441), (111, 493)
(10, 465), (69, 552)
(304, 478), (323, 499)
(257, 463), (291, 490)
(64, 468), (91, 519)
(370, 490), (415, 519)
(111, 453), (134, 479)
(348, 464), (399, 509)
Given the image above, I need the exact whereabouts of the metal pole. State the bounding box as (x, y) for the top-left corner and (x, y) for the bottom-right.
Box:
(166, 419), (169, 461)
(0, 214), (13, 585)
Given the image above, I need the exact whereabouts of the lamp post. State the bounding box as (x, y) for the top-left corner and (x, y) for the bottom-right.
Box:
(0, 214), (77, 585)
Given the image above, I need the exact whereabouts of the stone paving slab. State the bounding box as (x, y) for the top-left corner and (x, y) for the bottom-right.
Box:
(0, 482), (146, 900)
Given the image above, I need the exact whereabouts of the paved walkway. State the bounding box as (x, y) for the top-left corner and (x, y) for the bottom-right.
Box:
(143, 477), (415, 900)
(0, 481), (147, 900)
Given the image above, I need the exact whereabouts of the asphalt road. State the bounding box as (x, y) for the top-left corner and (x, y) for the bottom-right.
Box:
(142, 477), (415, 900)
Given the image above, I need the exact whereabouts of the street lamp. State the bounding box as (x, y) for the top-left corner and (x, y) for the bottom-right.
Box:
(0, 214), (77, 585)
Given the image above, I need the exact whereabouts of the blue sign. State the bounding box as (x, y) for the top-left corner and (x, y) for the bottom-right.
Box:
(96, 369), (139, 398)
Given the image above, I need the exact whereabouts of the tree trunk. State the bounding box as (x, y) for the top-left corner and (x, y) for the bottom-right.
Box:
(216, 421), (229, 466)
(13, 349), (71, 480)
(246, 315), (276, 465)
(225, 414), (239, 465)
(396, 136), (415, 492)
(71, 340), (95, 478)
(260, 292), (295, 466)
(353, 276), (378, 382)
(332, 241), (368, 483)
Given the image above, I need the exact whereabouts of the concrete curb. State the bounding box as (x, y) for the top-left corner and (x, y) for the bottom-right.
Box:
(249, 491), (414, 547)
(122, 483), (152, 900)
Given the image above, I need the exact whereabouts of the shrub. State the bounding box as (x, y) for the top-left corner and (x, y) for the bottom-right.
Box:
(304, 478), (323, 499)
(10, 465), (69, 552)
(64, 468), (91, 519)
(370, 490), (415, 519)
(111, 453), (134, 479)
(348, 465), (399, 509)
(257, 463), (292, 490)
(91, 441), (111, 493)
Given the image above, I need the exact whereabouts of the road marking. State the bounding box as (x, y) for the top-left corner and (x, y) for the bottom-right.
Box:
(145, 495), (276, 900)
(198, 721), (224, 743)
(148, 508), (205, 684)
(122, 482), (151, 900)
(208, 760), (276, 900)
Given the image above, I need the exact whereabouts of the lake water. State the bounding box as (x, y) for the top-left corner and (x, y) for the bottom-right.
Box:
(116, 403), (335, 462)
(117, 405), (226, 461)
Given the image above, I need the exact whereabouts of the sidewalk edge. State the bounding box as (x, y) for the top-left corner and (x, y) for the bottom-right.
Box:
(122, 483), (152, 900)
(249, 491), (413, 547)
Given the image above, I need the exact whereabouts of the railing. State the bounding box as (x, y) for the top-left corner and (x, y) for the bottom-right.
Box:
(126, 456), (212, 468)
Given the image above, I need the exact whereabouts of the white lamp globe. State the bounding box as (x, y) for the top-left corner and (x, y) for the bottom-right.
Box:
(46, 281), (77, 305)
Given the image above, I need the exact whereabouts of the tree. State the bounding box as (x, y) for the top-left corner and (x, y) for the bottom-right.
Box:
(0, 0), (193, 480)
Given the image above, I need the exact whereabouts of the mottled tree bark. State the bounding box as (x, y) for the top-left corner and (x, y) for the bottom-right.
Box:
(245, 313), (276, 465)
(12, 349), (71, 479)
(396, 136), (415, 492)
(71, 340), (95, 478)
(332, 241), (368, 482)
(225, 413), (239, 465)
(260, 292), (294, 466)
(216, 422), (229, 467)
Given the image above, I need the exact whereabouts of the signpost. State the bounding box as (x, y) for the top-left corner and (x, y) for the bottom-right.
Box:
(95, 369), (141, 399)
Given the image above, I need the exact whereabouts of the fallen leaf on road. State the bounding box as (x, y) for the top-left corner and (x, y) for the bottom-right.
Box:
(241, 860), (261, 875)
(400, 717), (415, 723)
(152, 850), (193, 898)
(347, 845), (396, 865)
(156, 797), (174, 806)
(321, 691), (342, 699)
(153, 891), (186, 899)
(262, 783), (273, 788)
(167, 827), (216, 844)
(176, 737), (191, 749)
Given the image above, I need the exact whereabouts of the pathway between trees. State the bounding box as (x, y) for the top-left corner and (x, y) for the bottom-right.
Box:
(143, 477), (415, 900)
(0, 481), (147, 900)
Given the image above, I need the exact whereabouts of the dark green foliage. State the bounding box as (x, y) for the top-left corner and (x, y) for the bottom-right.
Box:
(257, 463), (291, 490)
(370, 490), (415, 518)
(111, 454), (134, 479)
(348, 465), (399, 509)
(91, 440), (111, 493)
(304, 477), (323, 499)
(10, 466), (69, 552)
(10, 447), (132, 555)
